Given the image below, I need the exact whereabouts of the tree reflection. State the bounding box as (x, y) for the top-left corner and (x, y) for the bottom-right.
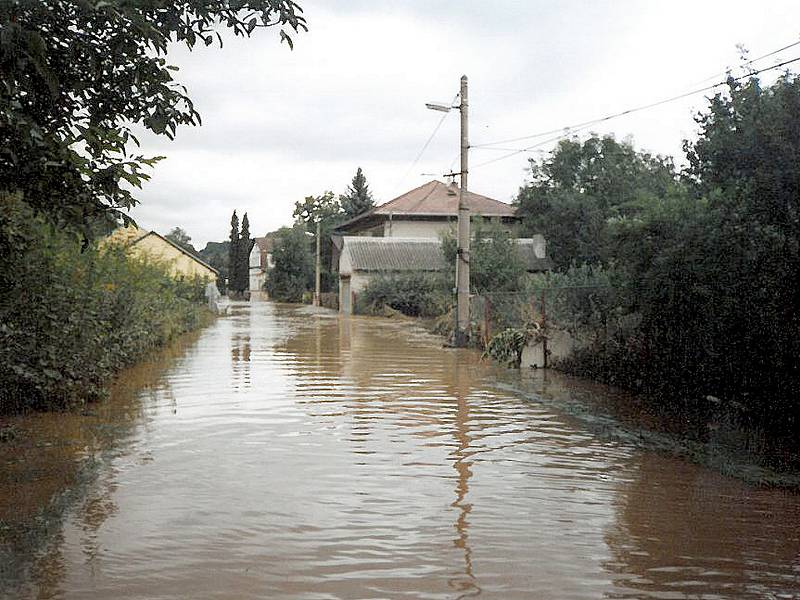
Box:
(605, 453), (800, 598)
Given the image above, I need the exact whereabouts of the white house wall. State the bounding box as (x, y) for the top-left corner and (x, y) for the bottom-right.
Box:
(249, 244), (265, 292)
(249, 244), (261, 268)
(383, 219), (455, 239)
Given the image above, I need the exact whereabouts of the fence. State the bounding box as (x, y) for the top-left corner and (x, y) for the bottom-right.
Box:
(472, 285), (626, 365)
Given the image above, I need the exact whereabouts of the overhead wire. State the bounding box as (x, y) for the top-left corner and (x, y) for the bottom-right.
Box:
(393, 93), (459, 193)
(472, 51), (800, 151)
(687, 38), (800, 86)
(467, 54), (800, 172)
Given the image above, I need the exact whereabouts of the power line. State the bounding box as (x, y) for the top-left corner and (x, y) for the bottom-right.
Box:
(394, 93), (458, 193)
(467, 55), (800, 171)
(472, 52), (800, 151)
(688, 38), (800, 87)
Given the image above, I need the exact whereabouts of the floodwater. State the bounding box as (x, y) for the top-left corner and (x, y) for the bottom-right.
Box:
(2, 301), (799, 599)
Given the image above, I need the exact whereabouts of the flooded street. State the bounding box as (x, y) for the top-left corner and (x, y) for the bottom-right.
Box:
(2, 301), (800, 599)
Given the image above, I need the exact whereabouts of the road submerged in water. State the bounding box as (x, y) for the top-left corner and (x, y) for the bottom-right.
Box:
(2, 300), (799, 599)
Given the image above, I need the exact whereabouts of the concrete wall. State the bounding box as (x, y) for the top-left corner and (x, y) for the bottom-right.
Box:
(521, 329), (579, 369)
(338, 272), (375, 314)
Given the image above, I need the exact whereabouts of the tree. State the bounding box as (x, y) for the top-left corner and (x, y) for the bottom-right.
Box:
(265, 225), (313, 302)
(1, 1), (306, 239)
(228, 210), (240, 293)
(515, 135), (682, 270)
(199, 240), (230, 292)
(441, 220), (525, 295)
(238, 212), (252, 292)
(293, 191), (342, 229)
(293, 191), (343, 292)
(165, 227), (196, 254)
(340, 167), (375, 219)
(546, 74), (800, 433)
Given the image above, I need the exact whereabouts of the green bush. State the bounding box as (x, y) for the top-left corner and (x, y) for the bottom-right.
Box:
(357, 272), (448, 317)
(0, 207), (210, 413)
(265, 225), (314, 302)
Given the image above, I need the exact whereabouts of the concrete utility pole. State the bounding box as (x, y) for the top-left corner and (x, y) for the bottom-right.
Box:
(314, 220), (321, 306)
(455, 75), (470, 346)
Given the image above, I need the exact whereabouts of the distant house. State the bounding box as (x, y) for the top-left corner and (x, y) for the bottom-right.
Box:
(105, 225), (218, 280)
(335, 237), (551, 314)
(249, 236), (275, 293)
(331, 180), (550, 314)
(334, 179), (519, 239)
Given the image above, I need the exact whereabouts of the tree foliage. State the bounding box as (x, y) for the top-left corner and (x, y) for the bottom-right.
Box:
(340, 167), (375, 219)
(228, 209), (240, 292)
(530, 74), (800, 433)
(293, 191), (343, 292)
(165, 226), (196, 254)
(238, 211), (251, 292)
(441, 220), (526, 294)
(265, 225), (313, 302)
(199, 240), (229, 291)
(1, 0), (306, 237)
(515, 135), (682, 269)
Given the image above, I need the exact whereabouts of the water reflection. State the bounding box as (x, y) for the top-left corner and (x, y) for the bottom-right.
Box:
(0, 330), (204, 598)
(606, 453), (800, 598)
(449, 363), (478, 597)
(1, 302), (799, 599)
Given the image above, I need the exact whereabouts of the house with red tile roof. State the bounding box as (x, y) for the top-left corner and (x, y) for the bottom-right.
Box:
(333, 180), (518, 239)
(331, 180), (550, 314)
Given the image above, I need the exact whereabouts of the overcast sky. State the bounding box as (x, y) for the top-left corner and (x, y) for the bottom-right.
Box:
(130, 1), (800, 247)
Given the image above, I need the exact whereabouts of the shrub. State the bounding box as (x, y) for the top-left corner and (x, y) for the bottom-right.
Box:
(0, 207), (210, 413)
(265, 225), (313, 302)
(357, 272), (448, 317)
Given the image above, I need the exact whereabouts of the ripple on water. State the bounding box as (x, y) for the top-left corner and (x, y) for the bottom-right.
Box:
(1, 301), (800, 599)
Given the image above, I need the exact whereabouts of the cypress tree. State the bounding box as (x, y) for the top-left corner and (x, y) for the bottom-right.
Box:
(239, 212), (251, 293)
(228, 210), (239, 294)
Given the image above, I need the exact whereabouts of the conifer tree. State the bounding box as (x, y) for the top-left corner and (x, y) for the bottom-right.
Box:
(239, 212), (251, 292)
(228, 210), (240, 294)
(340, 167), (375, 219)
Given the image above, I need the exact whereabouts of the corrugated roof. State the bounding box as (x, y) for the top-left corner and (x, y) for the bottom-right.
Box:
(340, 236), (551, 273)
(343, 238), (445, 272)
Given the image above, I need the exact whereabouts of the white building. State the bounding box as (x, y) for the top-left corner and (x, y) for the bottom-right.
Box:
(249, 236), (274, 294)
(331, 180), (550, 314)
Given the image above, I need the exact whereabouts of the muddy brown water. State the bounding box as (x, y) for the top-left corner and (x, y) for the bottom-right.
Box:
(1, 301), (799, 599)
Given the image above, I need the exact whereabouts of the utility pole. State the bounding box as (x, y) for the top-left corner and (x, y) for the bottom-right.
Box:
(314, 220), (321, 306)
(454, 74), (470, 346)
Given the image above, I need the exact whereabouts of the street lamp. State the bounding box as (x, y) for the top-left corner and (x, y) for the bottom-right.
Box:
(425, 102), (455, 112)
(427, 75), (470, 347)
